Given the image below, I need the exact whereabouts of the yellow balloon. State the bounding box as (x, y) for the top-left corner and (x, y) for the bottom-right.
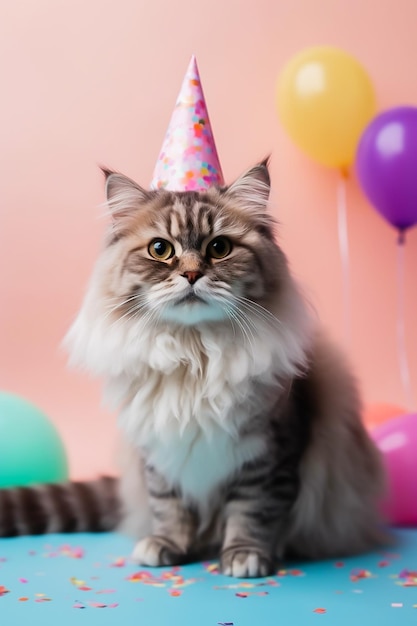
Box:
(276, 47), (376, 171)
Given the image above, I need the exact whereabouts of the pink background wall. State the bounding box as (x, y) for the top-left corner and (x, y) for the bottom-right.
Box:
(1, 0), (416, 478)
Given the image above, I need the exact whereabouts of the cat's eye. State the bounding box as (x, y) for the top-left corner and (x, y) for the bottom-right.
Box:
(206, 236), (232, 260)
(148, 239), (175, 261)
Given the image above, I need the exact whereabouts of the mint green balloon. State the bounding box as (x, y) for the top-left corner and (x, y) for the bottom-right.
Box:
(0, 392), (69, 488)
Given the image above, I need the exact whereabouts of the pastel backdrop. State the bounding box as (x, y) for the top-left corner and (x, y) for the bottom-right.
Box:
(1, 0), (416, 478)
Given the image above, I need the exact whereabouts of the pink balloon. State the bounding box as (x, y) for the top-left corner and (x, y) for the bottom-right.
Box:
(371, 413), (417, 526)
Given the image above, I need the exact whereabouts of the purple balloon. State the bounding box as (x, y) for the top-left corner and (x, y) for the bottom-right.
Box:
(356, 106), (417, 234)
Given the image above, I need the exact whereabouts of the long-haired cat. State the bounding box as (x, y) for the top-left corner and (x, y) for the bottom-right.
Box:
(0, 161), (385, 577)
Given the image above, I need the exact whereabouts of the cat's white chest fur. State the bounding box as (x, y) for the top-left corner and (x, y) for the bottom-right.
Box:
(144, 427), (265, 503)
(111, 324), (284, 503)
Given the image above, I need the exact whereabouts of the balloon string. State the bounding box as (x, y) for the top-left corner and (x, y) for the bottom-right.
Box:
(337, 175), (351, 346)
(396, 236), (414, 410)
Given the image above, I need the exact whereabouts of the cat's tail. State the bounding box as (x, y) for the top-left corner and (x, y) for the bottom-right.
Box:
(0, 476), (120, 537)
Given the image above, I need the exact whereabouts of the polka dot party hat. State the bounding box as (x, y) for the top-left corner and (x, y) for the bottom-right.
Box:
(150, 55), (224, 191)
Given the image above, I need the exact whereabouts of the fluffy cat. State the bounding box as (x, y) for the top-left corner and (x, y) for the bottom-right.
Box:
(0, 161), (385, 577)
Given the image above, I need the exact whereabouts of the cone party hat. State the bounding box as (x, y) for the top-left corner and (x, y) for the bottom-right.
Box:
(150, 56), (224, 191)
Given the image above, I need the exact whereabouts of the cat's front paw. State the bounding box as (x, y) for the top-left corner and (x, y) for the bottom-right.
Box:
(132, 535), (186, 567)
(221, 547), (273, 578)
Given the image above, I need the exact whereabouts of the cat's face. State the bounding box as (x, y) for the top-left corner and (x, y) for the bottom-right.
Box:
(100, 162), (288, 328)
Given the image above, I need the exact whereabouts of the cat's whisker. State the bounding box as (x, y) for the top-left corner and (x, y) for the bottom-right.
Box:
(107, 300), (148, 331)
(233, 294), (282, 323)
(214, 296), (255, 357)
(104, 294), (142, 309)
(232, 309), (257, 358)
(231, 295), (283, 331)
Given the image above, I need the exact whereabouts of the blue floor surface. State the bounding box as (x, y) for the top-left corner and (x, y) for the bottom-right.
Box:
(0, 530), (416, 625)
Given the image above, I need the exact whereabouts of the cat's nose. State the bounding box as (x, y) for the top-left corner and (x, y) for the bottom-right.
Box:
(182, 270), (203, 285)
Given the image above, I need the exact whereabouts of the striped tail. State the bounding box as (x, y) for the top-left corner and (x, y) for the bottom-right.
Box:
(0, 476), (120, 537)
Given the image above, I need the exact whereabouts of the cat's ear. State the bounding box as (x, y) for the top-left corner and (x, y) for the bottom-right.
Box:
(101, 168), (152, 222)
(223, 158), (271, 214)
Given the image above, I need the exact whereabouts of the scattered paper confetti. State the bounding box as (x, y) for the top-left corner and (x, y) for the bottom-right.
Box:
(392, 569), (417, 587)
(125, 567), (198, 593)
(1, 535), (417, 619)
(44, 545), (84, 559)
(73, 602), (85, 609)
(70, 577), (86, 587)
(350, 568), (374, 582)
(204, 563), (220, 574)
(88, 601), (118, 608)
(277, 568), (305, 577)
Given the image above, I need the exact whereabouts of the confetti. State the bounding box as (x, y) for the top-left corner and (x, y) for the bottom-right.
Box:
(277, 568), (306, 577)
(393, 569), (417, 587)
(110, 557), (126, 568)
(1, 535), (417, 620)
(44, 545), (84, 559)
(88, 601), (118, 608)
(125, 568), (198, 592)
(350, 568), (374, 582)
